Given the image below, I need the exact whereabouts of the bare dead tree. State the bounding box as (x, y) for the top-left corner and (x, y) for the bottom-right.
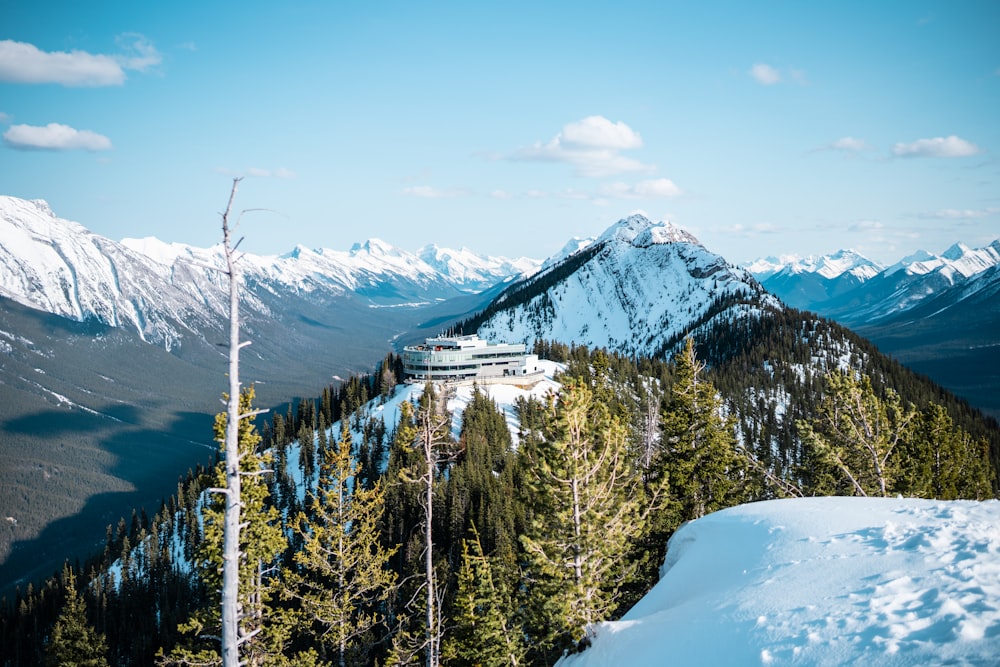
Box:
(217, 178), (268, 666)
(219, 177), (244, 667)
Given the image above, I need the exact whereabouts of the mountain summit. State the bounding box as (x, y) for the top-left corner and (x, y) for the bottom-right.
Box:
(596, 213), (701, 247)
(472, 214), (775, 357)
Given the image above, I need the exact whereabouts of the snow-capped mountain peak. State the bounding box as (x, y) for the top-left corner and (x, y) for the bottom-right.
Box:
(417, 243), (541, 290)
(815, 249), (882, 280)
(597, 214), (700, 247)
(748, 237), (1000, 326)
(121, 236), (211, 267)
(350, 238), (402, 258)
(885, 241), (1000, 280)
(476, 214), (776, 358)
(748, 249), (882, 281)
(0, 195), (538, 346)
(942, 242), (971, 261)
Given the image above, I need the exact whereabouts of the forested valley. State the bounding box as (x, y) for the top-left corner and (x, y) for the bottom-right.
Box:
(2, 331), (997, 666)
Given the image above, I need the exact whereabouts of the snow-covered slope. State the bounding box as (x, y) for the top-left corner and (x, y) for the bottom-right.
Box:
(0, 197), (226, 347)
(563, 497), (1000, 667)
(886, 241), (1000, 280)
(476, 214), (778, 357)
(840, 240), (1000, 324)
(0, 195), (534, 347)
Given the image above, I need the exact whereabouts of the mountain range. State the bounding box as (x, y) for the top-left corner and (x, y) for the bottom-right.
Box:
(746, 241), (1000, 418)
(1, 193), (997, 598)
(0, 194), (536, 592)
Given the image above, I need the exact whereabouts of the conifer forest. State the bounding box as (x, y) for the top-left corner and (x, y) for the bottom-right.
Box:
(2, 327), (996, 666)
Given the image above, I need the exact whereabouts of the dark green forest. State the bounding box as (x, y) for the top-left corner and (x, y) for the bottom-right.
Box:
(2, 311), (998, 666)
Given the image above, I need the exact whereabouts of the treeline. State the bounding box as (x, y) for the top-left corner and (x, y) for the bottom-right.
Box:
(1, 341), (996, 666)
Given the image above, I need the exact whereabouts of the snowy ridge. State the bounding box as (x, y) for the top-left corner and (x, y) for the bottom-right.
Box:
(0, 195), (535, 346)
(0, 197), (226, 347)
(747, 249), (884, 282)
(748, 239), (1000, 322)
(477, 214), (778, 357)
(884, 240), (1000, 281)
(563, 497), (1000, 666)
(418, 244), (540, 291)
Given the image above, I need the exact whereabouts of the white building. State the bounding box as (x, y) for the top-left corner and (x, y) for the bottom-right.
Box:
(402, 334), (539, 383)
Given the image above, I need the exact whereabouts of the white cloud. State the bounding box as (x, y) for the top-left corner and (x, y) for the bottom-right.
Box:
(725, 222), (780, 235)
(245, 167), (296, 179)
(490, 189), (513, 199)
(750, 63), (781, 85)
(633, 178), (683, 198)
(830, 137), (871, 152)
(402, 185), (459, 198)
(848, 220), (885, 231)
(921, 207), (1000, 220)
(0, 36), (160, 86)
(509, 116), (653, 177)
(114, 34), (162, 72)
(216, 166), (296, 179)
(3, 123), (112, 151)
(891, 135), (982, 158)
(560, 116), (643, 150)
(0, 40), (124, 86)
(749, 63), (807, 86)
(0, 111), (10, 124)
(601, 178), (683, 199)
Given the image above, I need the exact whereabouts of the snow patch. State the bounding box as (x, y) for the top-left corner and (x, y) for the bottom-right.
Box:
(561, 497), (1000, 667)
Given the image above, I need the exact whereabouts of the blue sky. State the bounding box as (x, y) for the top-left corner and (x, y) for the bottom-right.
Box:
(2, 1), (998, 264)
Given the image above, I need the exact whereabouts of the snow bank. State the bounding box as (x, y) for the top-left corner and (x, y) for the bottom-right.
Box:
(562, 497), (1000, 667)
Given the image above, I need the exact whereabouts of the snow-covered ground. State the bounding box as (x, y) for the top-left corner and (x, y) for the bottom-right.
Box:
(563, 497), (1000, 667)
(445, 359), (562, 444)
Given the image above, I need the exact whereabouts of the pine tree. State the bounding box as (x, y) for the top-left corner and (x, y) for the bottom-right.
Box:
(384, 387), (455, 667)
(159, 386), (287, 666)
(442, 527), (525, 667)
(798, 371), (916, 497)
(657, 337), (745, 524)
(519, 379), (646, 658)
(284, 421), (398, 667)
(45, 565), (109, 667)
(442, 386), (520, 573)
(906, 404), (994, 500)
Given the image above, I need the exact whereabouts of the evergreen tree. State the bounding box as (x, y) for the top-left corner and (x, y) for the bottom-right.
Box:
(284, 421), (398, 667)
(45, 565), (109, 667)
(657, 337), (746, 524)
(442, 527), (525, 667)
(519, 379), (647, 658)
(906, 404), (995, 500)
(442, 386), (520, 575)
(798, 371), (916, 497)
(384, 387), (455, 667)
(159, 386), (287, 666)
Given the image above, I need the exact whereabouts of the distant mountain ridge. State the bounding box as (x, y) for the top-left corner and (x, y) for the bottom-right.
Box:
(0, 195), (540, 349)
(746, 241), (1000, 322)
(745, 239), (1000, 418)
